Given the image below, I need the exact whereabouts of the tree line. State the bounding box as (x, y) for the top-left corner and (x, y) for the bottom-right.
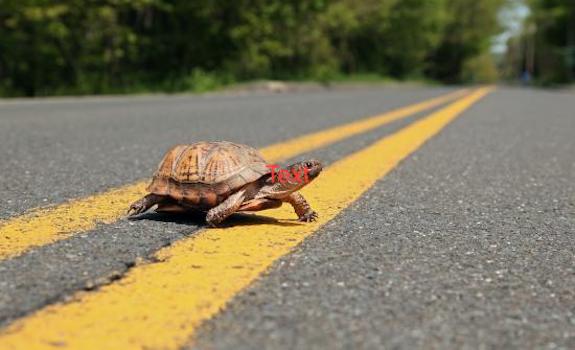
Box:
(502, 0), (575, 84)
(0, 0), (503, 97)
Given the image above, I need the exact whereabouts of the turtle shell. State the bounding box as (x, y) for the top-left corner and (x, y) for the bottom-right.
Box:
(147, 141), (269, 208)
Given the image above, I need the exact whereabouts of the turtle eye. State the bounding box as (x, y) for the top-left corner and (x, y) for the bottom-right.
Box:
(305, 161), (313, 168)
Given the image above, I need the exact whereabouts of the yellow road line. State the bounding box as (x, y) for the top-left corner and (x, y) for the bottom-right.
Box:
(0, 87), (493, 350)
(0, 89), (467, 260)
(258, 89), (468, 161)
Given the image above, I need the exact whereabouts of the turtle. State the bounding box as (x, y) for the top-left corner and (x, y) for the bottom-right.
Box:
(127, 141), (323, 226)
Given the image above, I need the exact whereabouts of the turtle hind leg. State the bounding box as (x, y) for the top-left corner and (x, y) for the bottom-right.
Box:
(127, 194), (167, 217)
(206, 190), (246, 227)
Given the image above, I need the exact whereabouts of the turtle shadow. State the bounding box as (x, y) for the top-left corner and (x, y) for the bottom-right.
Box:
(128, 211), (205, 226)
(222, 213), (302, 228)
(128, 211), (300, 228)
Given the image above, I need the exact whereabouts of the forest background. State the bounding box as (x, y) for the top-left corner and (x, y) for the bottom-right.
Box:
(0, 0), (572, 97)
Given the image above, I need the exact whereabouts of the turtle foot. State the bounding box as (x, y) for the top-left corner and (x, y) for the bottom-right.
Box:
(205, 211), (223, 227)
(127, 194), (162, 217)
(127, 200), (148, 217)
(298, 211), (318, 222)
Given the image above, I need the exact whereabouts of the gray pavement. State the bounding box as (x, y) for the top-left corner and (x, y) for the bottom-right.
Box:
(190, 88), (575, 349)
(1, 87), (574, 349)
(0, 86), (453, 326)
(0, 103), (434, 326)
(0, 87), (452, 219)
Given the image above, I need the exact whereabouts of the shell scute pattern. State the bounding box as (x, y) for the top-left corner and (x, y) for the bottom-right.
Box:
(147, 141), (270, 206)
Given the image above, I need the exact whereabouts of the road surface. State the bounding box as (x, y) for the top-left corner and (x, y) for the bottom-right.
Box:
(0, 86), (573, 349)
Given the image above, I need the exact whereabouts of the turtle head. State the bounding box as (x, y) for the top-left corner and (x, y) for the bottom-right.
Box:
(264, 159), (323, 198)
(287, 159), (323, 185)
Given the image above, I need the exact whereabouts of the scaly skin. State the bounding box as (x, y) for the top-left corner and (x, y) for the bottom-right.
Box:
(284, 192), (318, 222)
(127, 194), (166, 216)
(206, 190), (246, 227)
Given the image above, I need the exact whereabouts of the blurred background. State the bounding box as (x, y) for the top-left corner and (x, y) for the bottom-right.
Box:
(0, 0), (573, 97)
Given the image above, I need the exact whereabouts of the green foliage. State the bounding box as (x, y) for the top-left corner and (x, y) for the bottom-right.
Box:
(462, 54), (500, 83)
(175, 69), (233, 93)
(526, 0), (575, 83)
(382, 0), (446, 78)
(0, 0), (506, 96)
(427, 0), (504, 83)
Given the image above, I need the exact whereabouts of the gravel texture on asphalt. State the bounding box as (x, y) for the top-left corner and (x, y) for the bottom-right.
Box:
(189, 88), (575, 350)
(0, 87), (453, 219)
(0, 87), (451, 326)
(2, 87), (573, 349)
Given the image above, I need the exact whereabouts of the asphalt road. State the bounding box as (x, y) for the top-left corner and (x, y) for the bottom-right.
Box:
(0, 86), (574, 349)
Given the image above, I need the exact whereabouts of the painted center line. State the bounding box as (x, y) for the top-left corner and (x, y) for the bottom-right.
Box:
(0, 88), (493, 350)
(0, 89), (467, 260)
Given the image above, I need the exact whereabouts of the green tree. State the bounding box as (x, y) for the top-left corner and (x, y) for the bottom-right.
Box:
(0, 0), (507, 96)
(382, 0), (445, 78)
(527, 0), (575, 83)
(427, 0), (504, 83)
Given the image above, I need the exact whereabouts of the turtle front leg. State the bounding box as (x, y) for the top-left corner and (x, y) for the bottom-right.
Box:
(284, 192), (318, 222)
(206, 190), (246, 227)
(127, 194), (166, 216)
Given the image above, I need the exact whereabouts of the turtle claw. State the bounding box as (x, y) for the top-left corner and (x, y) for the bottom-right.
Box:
(127, 205), (141, 217)
(298, 211), (318, 222)
(205, 216), (220, 228)
(127, 200), (147, 217)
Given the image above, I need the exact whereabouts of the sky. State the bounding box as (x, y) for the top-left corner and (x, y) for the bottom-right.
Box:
(492, 0), (531, 54)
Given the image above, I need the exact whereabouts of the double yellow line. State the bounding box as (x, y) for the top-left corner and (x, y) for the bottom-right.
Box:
(0, 89), (467, 260)
(0, 87), (493, 349)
